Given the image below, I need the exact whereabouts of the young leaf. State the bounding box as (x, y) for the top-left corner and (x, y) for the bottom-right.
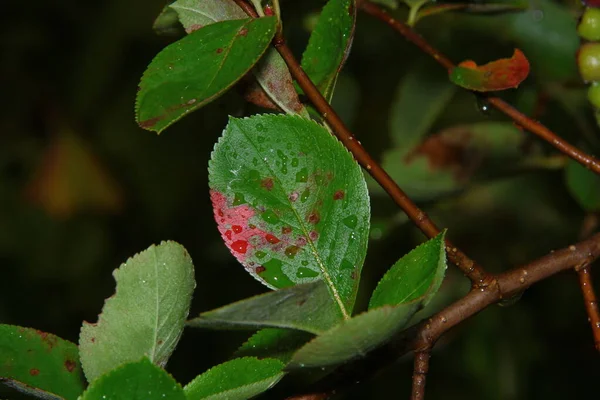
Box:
(170, 0), (247, 33)
(136, 17), (277, 133)
(565, 159), (600, 212)
(187, 281), (343, 334)
(449, 49), (530, 92)
(0, 325), (85, 400)
(286, 305), (419, 369)
(209, 114), (370, 319)
(369, 231), (447, 309)
(80, 358), (186, 400)
(79, 241), (195, 383)
(287, 233), (447, 370)
(235, 329), (315, 363)
(184, 357), (285, 400)
(300, 0), (356, 101)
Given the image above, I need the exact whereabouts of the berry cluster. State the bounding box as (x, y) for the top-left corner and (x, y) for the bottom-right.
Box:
(578, 1), (600, 108)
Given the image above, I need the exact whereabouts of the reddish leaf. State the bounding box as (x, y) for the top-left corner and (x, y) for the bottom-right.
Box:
(449, 49), (530, 92)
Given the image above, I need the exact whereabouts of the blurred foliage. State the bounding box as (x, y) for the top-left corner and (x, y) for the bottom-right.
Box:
(1, 0), (599, 399)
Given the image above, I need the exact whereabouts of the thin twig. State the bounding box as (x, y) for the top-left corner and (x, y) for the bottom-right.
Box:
(232, 0), (489, 284)
(358, 0), (600, 176)
(575, 264), (600, 352)
(411, 351), (431, 400)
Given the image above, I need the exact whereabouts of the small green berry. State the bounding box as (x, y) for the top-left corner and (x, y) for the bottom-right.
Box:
(579, 8), (600, 41)
(588, 82), (600, 109)
(578, 43), (600, 82)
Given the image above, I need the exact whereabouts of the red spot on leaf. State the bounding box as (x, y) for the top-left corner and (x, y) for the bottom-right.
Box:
(261, 178), (274, 191)
(256, 266), (266, 273)
(225, 230), (233, 240)
(232, 225), (243, 234)
(216, 48), (223, 54)
(231, 240), (249, 254)
(449, 49), (530, 92)
(266, 234), (280, 244)
(333, 190), (345, 200)
(264, 5), (274, 15)
(309, 231), (319, 241)
(36, 330), (57, 350)
(30, 368), (39, 376)
(139, 115), (166, 129)
(307, 210), (320, 224)
(64, 360), (76, 372)
(289, 192), (299, 202)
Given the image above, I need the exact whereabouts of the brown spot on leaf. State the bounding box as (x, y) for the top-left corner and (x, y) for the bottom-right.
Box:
(139, 115), (166, 129)
(36, 330), (57, 350)
(297, 299), (307, 306)
(282, 225), (292, 234)
(30, 368), (40, 376)
(333, 190), (345, 200)
(309, 231), (319, 241)
(289, 192), (299, 202)
(307, 210), (320, 224)
(157, 340), (164, 345)
(261, 178), (274, 191)
(90, 337), (96, 343)
(239, 28), (248, 36)
(256, 266), (266, 273)
(64, 360), (76, 373)
(216, 48), (223, 54)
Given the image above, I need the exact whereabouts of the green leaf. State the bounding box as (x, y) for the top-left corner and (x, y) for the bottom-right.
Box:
(388, 60), (456, 149)
(187, 281), (342, 334)
(79, 241), (195, 383)
(287, 233), (447, 369)
(80, 358), (186, 400)
(136, 17), (277, 133)
(300, 0), (356, 101)
(369, 231), (447, 309)
(0, 325), (85, 400)
(170, 0), (308, 117)
(209, 114), (370, 319)
(170, 0), (247, 33)
(153, 5), (184, 36)
(184, 357), (285, 400)
(565, 160), (600, 212)
(235, 329), (315, 363)
(286, 305), (418, 369)
(449, 49), (530, 92)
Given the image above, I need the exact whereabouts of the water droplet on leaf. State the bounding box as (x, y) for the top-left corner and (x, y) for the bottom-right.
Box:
(296, 167), (308, 183)
(343, 215), (358, 229)
(296, 267), (319, 278)
(262, 210), (280, 224)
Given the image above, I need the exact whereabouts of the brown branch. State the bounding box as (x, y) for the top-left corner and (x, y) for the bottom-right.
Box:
(575, 264), (600, 352)
(358, 0), (600, 176)
(411, 351), (431, 400)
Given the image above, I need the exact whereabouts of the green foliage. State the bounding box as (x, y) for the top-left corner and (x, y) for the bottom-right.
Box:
(184, 357), (285, 400)
(235, 329), (315, 363)
(136, 17), (277, 132)
(79, 241), (195, 382)
(188, 281), (342, 334)
(300, 0), (356, 101)
(565, 160), (600, 212)
(0, 325), (85, 400)
(208, 114), (370, 318)
(79, 358), (186, 400)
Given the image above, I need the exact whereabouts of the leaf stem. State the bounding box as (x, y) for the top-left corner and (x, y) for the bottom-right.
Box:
(358, 0), (600, 176)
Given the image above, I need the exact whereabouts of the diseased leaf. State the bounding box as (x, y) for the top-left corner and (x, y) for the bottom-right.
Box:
(0, 325), (85, 400)
(79, 241), (195, 383)
(170, 0), (308, 117)
(565, 159), (600, 212)
(300, 0), (356, 101)
(80, 358), (185, 400)
(209, 114), (370, 318)
(170, 0), (247, 33)
(369, 232), (447, 309)
(235, 329), (315, 363)
(286, 305), (418, 369)
(449, 49), (530, 92)
(187, 281), (342, 334)
(287, 233), (447, 370)
(136, 17), (277, 133)
(184, 357), (285, 400)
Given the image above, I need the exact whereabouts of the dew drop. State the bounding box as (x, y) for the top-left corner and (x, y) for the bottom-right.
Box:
(262, 210), (280, 224)
(231, 240), (248, 254)
(282, 225), (292, 234)
(296, 167), (308, 183)
(225, 230), (232, 240)
(257, 136), (266, 143)
(475, 96), (491, 115)
(260, 259), (294, 288)
(248, 170), (261, 180)
(255, 250), (267, 259)
(343, 215), (358, 229)
(256, 123), (267, 132)
(300, 188), (310, 202)
(266, 234), (280, 244)
(291, 158), (299, 167)
(301, 260), (309, 266)
(341, 259), (354, 270)
(232, 192), (246, 206)
(296, 267), (319, 278)
(285, 245), (300, 258)
(232, 225), (243, 234)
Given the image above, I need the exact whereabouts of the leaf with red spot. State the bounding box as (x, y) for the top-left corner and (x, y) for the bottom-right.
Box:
(449, 49), (530, 92)
(209, 114), (370, 319)
(0, 324), (85, 400)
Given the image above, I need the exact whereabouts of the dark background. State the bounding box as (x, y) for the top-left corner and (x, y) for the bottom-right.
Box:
(1, 0), (599, 398)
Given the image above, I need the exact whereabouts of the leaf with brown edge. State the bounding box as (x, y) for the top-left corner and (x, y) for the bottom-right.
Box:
(449, 49), (530, 92)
